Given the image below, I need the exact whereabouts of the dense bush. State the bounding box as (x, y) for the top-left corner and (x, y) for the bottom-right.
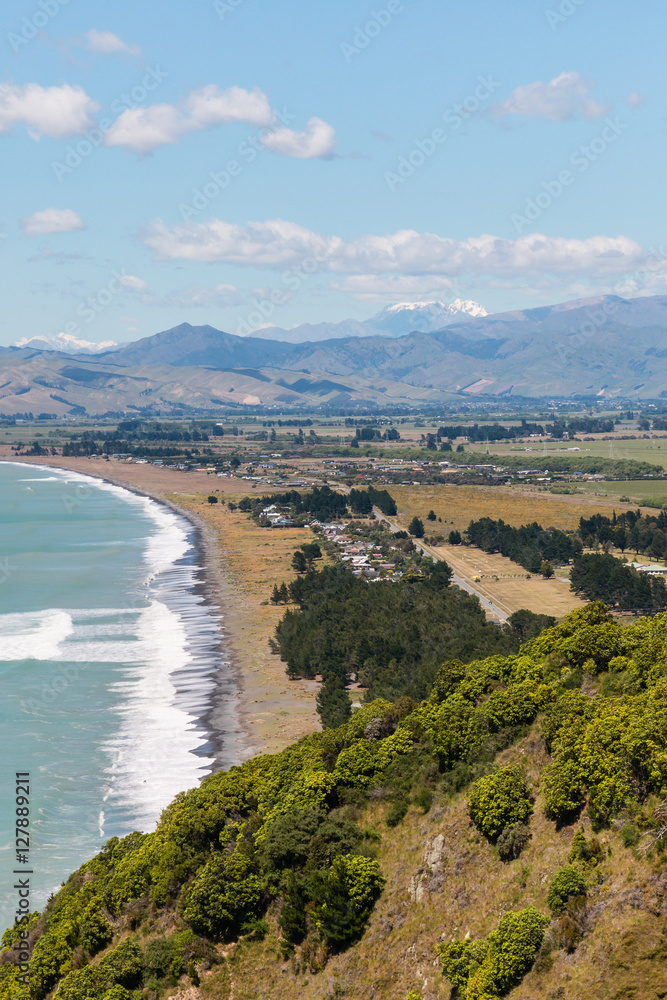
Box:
(11, 602), (667, 1000)
(497, 822), (531, 861)
(468, 767), (533, 840)
(546, 866), (587, 913)
(570, 552), (667, 611)
(439, 906), (549, 998)
(181, 852), (265, 941)
(277, 563), (519, 720)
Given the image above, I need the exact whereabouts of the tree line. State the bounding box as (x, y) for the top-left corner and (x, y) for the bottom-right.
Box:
(579, 509), (667, 561)
(466, 517), (581, 574)
(274, 562), (551, 728)
(570, 552), (667, 610)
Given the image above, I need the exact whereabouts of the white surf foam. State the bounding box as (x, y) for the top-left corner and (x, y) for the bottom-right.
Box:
(0, 610), (74, 661)
(0, 462), (231, 836)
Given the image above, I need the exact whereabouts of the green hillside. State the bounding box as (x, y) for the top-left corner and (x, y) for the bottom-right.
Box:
(4, 603), (667, 1000)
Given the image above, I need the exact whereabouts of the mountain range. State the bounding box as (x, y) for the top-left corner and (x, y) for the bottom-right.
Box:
(249, 297), (488, 343)
(3, 293), (667, 415)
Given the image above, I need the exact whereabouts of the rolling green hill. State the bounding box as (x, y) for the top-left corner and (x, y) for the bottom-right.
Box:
(4, 603), (667, 1000)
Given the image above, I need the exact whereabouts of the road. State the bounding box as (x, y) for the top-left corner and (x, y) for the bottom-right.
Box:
(370, 509), (511, 624)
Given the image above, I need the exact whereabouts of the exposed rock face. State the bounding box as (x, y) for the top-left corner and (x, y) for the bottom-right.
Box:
(409, 833), (447, 903)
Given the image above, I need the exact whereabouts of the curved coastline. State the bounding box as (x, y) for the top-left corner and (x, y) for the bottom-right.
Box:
(0, 459), (255, 775)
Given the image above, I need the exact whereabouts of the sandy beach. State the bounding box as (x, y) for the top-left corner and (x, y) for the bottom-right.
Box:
(1, 451), (320, 762)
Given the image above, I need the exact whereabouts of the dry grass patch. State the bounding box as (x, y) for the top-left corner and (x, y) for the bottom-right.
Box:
(168, 492), (320, 755)
(433, 543), (585, 618)
(389, 483), (636, 534)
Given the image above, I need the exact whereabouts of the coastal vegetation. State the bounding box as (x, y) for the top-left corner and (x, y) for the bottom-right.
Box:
(275, 562), (551, 727)
(5, 602), (667, 998)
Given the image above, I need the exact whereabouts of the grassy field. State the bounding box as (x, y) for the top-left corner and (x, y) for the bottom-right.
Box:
(477, 434), (667, 466)
(433, 543), (585, 618)
(387, 483), (633, 534)
(576, 478), (667, 504)
(167, 492), (321, 754)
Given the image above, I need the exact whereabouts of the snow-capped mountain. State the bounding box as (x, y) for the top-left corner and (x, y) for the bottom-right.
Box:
(368, 298), (488, 335)
(251, 298), (488, 343)
(13, 333), (119, 354)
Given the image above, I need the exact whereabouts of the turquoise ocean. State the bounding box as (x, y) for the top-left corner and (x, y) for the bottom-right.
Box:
(0, 462), (240, 930)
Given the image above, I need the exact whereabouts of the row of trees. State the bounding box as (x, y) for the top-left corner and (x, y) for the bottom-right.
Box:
(274, 562), (547, 727)
(579, 509), (667, 561)
(348, 486), (397, 516)
(466, 517), (581, 574)
(569, 552), (667, 610)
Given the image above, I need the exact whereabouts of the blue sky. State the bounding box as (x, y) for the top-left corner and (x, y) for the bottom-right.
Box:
(1, 0), (665, 348)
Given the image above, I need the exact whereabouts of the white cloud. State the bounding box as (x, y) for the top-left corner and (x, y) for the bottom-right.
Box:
(161, 283), (242, 308)
(145, 217), (336, 265)
(83, 30), (142, 57)
(144, 218), (648, 283)
(0, 83), (98, 140)
(187, 85), (273, 128)
(117, 274), (150, 294)
(627, 91), (645, 108)
(21, 208), (86, 236)
(103, 84), (336, 157)
(494, 72), (607, 122)
(104, 104), (191, 155)
(261, 117), (336, 159)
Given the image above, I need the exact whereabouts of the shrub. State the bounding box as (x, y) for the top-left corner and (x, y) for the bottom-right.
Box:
(143, 937), (180, 982)
(620, 821), (640, 848)
(312, 855), (384, 952)
(181, 851), (265, 941)
(29, 932), (74, 1000)
(568, 828), (603, 866)
(279, 873), (308, 946)
(497, 822), (531, 862)
(466, 906), (549, 998)
(102, 988), (131, 1000)
(414, 787), (433, 813)
(79, 902), (113, 955)
(546, 866), (587, 913)
(468, 766), (533, 840)
(98, 939), (143, 988)
(440, 907), (548, 998)
(386, 797), (409, 827)
(263, 808), (323, 869)
(53, 967), (108, 999)
(438, 939), (488, 991)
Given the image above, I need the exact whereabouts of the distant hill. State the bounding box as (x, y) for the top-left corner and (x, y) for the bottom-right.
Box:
(6, 293), (667, 413)
(105, 294), (667, 398)
(253, 297), (488, 343)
